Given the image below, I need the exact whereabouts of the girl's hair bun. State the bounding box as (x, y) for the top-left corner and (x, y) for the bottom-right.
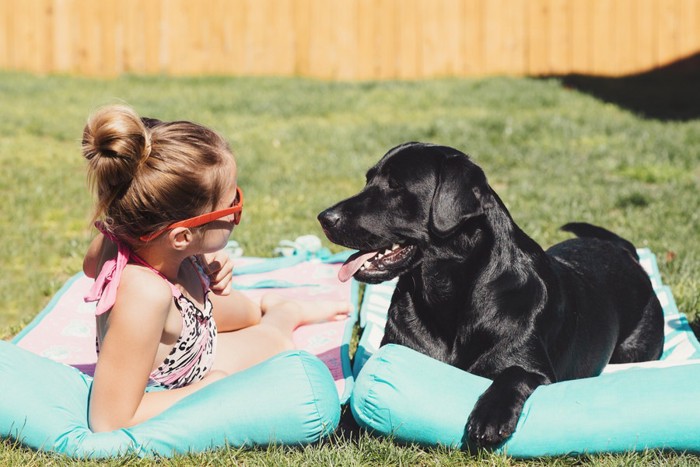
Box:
(82, 105), (151, 193)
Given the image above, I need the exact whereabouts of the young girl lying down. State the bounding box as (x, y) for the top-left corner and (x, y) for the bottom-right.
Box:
(81, 105), (350, 432)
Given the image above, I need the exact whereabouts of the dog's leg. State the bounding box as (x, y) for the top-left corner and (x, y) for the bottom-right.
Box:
(610, 294), (664, 363)
(465, 366), (549, 447)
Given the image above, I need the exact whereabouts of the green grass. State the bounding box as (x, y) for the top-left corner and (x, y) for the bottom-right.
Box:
(1, 72), (699, 465)
(3, 432), (700, 466)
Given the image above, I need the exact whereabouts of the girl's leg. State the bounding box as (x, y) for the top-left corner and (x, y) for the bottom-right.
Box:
(211, 324), (294, 374)
(212, 296), (351, 374)
(259, 295), (352, 334)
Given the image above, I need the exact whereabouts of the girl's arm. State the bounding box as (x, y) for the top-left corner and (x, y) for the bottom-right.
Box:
(209, 288), (263, 332)
(88, 267), (225, 432)
(199, 250), (263, 332)
(83, 233), (117, 278)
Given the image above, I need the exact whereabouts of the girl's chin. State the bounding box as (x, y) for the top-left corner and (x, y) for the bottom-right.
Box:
(205, 233), (233, 252)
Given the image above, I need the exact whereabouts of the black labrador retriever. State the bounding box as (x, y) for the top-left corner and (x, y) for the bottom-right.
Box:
(318, 142), (664, 447)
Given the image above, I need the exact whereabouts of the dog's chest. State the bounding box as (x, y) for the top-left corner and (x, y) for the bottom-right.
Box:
(386, 277), (511, 368)
(386, 288), (477, 364)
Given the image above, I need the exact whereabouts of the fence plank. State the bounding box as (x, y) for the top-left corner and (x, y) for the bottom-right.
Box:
(293, 0), (310, 76)
(570, 0), (591, 73)
(331, 0), (359, 80)
(590, 0), (612, 75)
(678, 0), (700, 60)
(483, 0), (504, 74)
(527, 0), (549, 74)
(548, 0), (571, 74)
(0, 1), (6, 67)
(461, 0), (483, 75)
(396, 0), (421, 79)
(12, 0), (29, 71)
(0, 0), (698, 78)
(633, 0), (658, 71)
(693, 0), (700, 59)
(658, 0), (682, 66)
(419, 0), (443, 77)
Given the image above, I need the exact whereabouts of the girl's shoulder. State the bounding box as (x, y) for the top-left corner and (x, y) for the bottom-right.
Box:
(115, 264), (174, 319)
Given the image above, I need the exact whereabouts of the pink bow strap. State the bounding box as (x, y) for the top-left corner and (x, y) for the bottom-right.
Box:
(84, 240), (131, 316)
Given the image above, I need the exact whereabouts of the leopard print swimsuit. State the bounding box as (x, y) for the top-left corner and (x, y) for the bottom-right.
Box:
(146, 258), (218, 388)
(85, 228), (218, 389)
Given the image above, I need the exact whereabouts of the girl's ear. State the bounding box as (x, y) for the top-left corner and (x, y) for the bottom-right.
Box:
(169, 227), (193, 251)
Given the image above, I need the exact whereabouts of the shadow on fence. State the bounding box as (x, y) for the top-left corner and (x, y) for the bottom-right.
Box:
(549, 53), (700, 122)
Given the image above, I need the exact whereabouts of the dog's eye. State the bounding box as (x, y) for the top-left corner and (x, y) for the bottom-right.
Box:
(387, 178), (401, 190)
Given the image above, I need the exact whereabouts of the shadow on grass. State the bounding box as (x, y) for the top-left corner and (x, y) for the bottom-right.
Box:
(691, 320), (700, 341)
(548, 52), (700, 121)
(334, 406), (362, 443)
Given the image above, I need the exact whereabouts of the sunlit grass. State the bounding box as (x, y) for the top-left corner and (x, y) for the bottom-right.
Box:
(0, 72), (698, 464)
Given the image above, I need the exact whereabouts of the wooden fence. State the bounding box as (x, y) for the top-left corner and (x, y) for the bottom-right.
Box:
(1, 0), (699, 79)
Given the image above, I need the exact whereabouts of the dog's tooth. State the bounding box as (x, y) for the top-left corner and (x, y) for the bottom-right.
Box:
(377, 253), (385, 259)
(392, 244), (400, 250)
(384, 249), (392, 255)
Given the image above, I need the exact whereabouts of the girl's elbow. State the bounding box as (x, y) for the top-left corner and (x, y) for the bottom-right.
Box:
(88, 403), (136, 432)
(89, 414), (124, 433)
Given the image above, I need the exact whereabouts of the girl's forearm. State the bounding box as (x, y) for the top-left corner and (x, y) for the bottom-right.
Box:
(210, 289), (262, 332)
(90, 370), (227, 432)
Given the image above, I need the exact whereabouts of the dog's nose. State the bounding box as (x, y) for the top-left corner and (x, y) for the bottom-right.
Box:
(318, 209), (341, 230)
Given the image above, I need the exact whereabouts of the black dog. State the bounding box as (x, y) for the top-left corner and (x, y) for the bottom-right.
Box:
(318, 142), (664, 447)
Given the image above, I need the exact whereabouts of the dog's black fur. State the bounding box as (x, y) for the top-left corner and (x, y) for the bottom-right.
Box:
(318, 142), (664, 447)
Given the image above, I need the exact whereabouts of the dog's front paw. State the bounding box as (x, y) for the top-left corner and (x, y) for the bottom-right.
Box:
(465, 366), (545, 448)
(466, 393), (520, 447)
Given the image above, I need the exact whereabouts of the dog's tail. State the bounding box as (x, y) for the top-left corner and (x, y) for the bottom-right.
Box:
(560, 222), (638, 259)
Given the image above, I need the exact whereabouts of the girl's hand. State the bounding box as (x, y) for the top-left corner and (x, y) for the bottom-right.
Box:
(199, 250), (234, 296)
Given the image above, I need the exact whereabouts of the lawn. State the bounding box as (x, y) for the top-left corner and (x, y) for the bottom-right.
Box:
(0, 72), (698, 465)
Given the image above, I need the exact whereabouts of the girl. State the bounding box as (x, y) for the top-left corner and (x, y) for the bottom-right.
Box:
(81, 105), (350, 433)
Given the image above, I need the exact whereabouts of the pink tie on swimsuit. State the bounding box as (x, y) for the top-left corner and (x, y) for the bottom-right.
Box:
(84, 234), (132, 315)
(84, 227), (182, 313)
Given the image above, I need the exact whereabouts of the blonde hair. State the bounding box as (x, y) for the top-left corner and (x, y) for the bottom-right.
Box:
(82, 104), (234, 243)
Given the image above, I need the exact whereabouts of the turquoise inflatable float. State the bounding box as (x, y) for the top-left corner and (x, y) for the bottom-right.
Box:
(1, 241), (358, 458)
(0, 342), (339, 457)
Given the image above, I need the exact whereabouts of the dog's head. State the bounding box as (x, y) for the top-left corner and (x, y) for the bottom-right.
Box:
(318, 142), (495, 283)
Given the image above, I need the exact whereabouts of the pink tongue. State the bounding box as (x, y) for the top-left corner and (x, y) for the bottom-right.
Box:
(338, 251), (378, 282)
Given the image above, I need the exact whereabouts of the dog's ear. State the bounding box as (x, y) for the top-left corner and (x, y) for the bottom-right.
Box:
(430, 155), (492, 238)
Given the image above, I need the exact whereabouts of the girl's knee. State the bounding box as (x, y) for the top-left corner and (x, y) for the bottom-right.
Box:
(268, 326), (295, 352)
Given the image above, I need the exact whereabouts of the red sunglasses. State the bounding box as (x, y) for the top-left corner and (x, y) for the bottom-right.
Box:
(140, 186), (244, 242)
